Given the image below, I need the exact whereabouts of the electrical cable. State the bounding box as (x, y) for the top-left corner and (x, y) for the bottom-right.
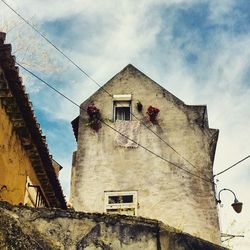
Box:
(0, 0), (209, 179)
(214, 155), (250, 177)
(16, 62), (213, 184)
(0, 0), (112, 97)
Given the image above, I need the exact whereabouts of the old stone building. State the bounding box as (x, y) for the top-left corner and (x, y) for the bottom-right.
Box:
(0, 32), (66, 209)
(70, 64), (221, 244)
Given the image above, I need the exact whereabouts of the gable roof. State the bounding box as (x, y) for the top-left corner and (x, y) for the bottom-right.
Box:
(72, 64), (185, 140)
(81, 64), (186, 107)
(0, 32), (66, 209)
(72, 64), (216, 140)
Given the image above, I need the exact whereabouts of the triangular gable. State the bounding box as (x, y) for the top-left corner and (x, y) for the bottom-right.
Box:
(79, 64), (185, 108)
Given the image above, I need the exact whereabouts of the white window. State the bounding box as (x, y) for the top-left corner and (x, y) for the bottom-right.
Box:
(113, 94), (132, 121)
(104, 191), (138, 216)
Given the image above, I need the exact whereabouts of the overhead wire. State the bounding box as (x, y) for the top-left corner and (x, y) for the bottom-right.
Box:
(16, 62), (213, 184)
(0, 0), (210, 179)
(0, 0), (112, 97)
(214, 155), (250, 177)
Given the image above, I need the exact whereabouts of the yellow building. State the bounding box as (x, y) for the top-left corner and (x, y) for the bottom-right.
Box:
(0, 32), (66, 209)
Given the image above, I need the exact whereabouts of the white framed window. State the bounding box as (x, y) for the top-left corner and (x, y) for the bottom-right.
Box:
(104, 191), (138, 216)
(114, 101), (131, 121)
(113, 94), (132, 121)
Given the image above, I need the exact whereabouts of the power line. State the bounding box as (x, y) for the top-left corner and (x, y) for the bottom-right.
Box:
(0, 0), (112, 97)
(16, 62), (213, 184)
(221, 233), (244, 243)
(214, 155), (250, 177)
(1, 0), (209, 179)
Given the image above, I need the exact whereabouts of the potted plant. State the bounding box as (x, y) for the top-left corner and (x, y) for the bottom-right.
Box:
(136, 101), (143, 112)
(87, 104), (102, 132)
(147, 105), (160, 123)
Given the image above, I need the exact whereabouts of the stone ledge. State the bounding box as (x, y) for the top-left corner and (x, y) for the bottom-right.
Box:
(0, 201), (227, 250)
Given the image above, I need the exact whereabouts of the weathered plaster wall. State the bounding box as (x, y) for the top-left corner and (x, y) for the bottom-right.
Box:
(71, 65), (220, 244)
(0, 202), (227, 250)
(0, 101), (41, 205)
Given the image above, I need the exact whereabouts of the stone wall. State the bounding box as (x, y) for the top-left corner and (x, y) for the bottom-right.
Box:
(0, 202), (227, 250)
(71, 65), (221, 244)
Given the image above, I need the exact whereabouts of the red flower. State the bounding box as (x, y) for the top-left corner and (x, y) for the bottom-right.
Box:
(87, 104), (100, 116)
(147, 106), (160, 123)
(87, 104), (101, 132)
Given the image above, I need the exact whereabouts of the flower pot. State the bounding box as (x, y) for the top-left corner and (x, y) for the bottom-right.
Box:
(137, 102), (143, 112)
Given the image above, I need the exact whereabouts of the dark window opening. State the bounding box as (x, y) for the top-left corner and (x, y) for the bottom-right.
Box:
(115, 107), (130, 121)
(108, 195), (133, 204)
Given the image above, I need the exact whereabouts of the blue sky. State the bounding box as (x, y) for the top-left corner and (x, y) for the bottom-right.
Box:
(1, 0), (250, 249)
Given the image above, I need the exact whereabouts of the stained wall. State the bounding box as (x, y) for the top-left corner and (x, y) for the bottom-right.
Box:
(71, 65), (221, 244)
(0, 101), (41, 205)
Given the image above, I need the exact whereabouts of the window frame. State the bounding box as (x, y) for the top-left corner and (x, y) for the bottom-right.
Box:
(104, 190), (138, 216)
(113, 101), (131, 121)
(113, 94), (132, 122)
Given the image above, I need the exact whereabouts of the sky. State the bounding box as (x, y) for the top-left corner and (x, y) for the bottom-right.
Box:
(1, 0), (250, 249)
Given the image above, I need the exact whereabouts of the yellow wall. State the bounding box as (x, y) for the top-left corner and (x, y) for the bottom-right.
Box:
(0, 102), (41, 205)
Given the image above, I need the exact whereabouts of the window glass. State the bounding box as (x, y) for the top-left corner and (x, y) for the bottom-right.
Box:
(114, 101), (131, 121)
(108, 195), (133, 204)
(115, 107), (130, 120)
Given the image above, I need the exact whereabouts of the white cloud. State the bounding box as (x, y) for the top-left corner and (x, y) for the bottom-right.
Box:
(1, 0), (250, 249)
(207, 0), (237, 25)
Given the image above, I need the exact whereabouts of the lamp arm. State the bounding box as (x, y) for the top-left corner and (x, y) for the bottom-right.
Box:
(217, 188), (238, 203)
